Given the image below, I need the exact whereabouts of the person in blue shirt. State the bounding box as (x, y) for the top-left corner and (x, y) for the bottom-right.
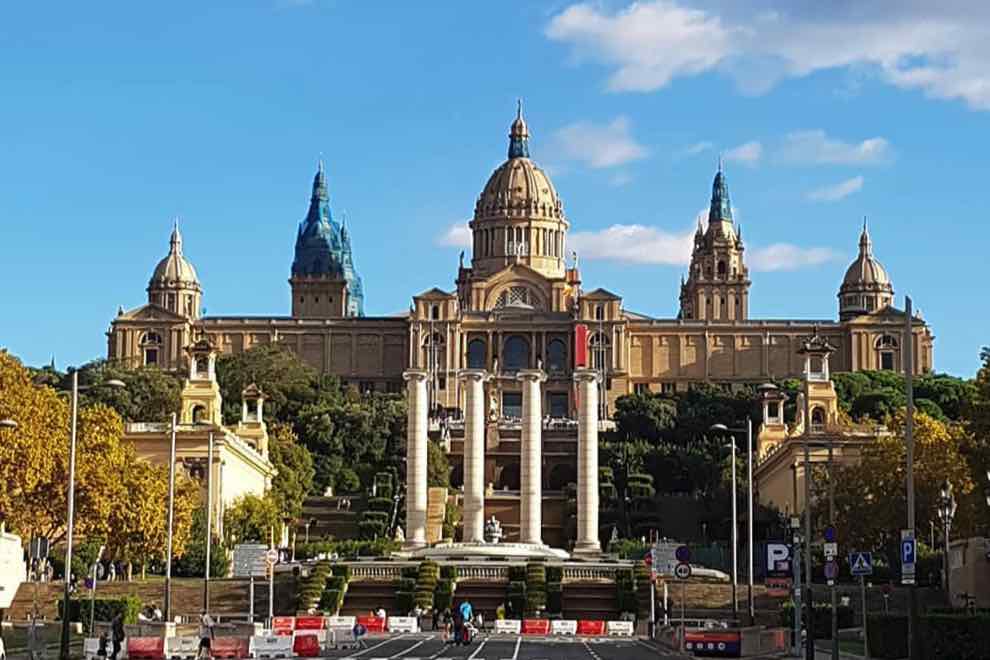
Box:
(458, 600), (473, 623)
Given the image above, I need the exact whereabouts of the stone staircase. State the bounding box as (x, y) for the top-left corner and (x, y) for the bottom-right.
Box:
(561, 582), (619, 621)
(339, 581), (398, 616)
(450, 581), (507, 619)
(296, 496), (364, 541)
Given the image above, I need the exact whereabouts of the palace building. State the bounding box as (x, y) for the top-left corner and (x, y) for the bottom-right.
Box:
(106, 107), (935, 546)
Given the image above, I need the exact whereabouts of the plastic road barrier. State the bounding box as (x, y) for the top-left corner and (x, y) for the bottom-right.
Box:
(271, 617), (294, 636)
(327, 627), (359, 650)
(386, 616), (419, 633)
(291, 634), (322, 658)
(83, 638), (104, 660)
(551, 620), (577, 635)
(606, 621), (635, 636)
(293, 616), (324, 631)
(210, 637), (248, 659)
(494, 620), (521, 634)
(326, 616), (355, 628)
(128, 637), (165, 660)
(577, 620), (606, 636)
(164, 637), (199, 660)
(248, 635), (293, 659)
(521, 619), (550, 635)
(684, 630), (741, 657)
(355, 616), (385, 633)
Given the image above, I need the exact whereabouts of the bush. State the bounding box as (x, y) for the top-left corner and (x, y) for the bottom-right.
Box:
(59, 597), (142, 633)
(525, 591), (546, 613)
(867, 615), (908, 659)
(436, 579), (454, 594)
(330, 564), (351, 580)
(415, 591), (434, 609)
(398, 578), (416, 592)
(363, 511), (390, 525)
(508, 580), (526, 596)
(358, 519), (386, 540)
(401, 566), (420, 579)
(435, 590), (453, 611)
(326, 575), (347, 591)
(918, 614), (990, 659)
(367, 497), (392, 513)
(318, 589), (343, 614)
(546, 583), (562, 614)
(508, 566), (527, 582)
(440, 565), (459, 580)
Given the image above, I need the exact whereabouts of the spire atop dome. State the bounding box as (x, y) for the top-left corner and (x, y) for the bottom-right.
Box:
(859, 216), (872, 256)
(170, 217), (183, 255)
(508, 99), (530, 159)
(709, 166), (733, 223)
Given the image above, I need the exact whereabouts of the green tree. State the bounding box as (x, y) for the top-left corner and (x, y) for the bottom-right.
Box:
(268, 422), (315, 519)
(611, 392), (676, 444)
(73, 360), (182, 422)
(427, 439), (450, 487)
(215, 343), (321, 425)
(223, 494), (281, 545)
(173, 507), (229, 578)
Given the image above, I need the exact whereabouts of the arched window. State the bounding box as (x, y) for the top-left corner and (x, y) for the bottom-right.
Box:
(589, 332), (611, 371)
(594, 304), (605, 321)
(467, 338), (486, 369)
(546, 339), (567, 373)
(810, 407), (826, 433)
(141, 331), (162, 366)
(191, 404), (207, 424)
(422, 332), (446, 372)
(502, 335), (530, 372)
(717, 260), (727, 278)
(431, 304), (441, 320)
(195, 356), (209, 376)
(876, 335), (898, 371)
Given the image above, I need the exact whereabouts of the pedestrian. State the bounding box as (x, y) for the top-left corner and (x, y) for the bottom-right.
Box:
(108, 562), (116, 583)
(375, 606), (386, 620)
(431, 607), (439, 631)
(441, 608), (452, 643)
(197, 610), (214, 660)
(110, 613), (125, 660)
(97, 629), (109, 658)
(495, 602), (506, 620)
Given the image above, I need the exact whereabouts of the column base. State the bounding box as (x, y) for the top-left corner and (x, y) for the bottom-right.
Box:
(571, 541), (602, 557)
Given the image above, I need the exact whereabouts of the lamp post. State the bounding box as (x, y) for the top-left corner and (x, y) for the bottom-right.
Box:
(164, 413), (177, 623)
(56, 372), (125, 660)
(936, 479), (957, 605)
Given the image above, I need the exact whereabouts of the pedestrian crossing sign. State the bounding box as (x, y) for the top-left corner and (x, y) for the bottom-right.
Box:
(849, 551), (873, 576)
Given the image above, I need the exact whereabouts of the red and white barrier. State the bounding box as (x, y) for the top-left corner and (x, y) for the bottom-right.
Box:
(164, 636), (199, 660)
(271, 617), (295, 636)
(387, 616), (419, 633)
(577, 620), (606, 636)
(355, 615), (386, 634)
(249, 635), (293, 659)
(291, 634), (322, 658)
(494, 619), (521, 634)
(326, 616), (355, 628)
(551, 620), (577, 636)
(606, 621), (634, 636)
(522, 619), (550, 635)
(293, 616), (324, 632)
(211, 637), (248, 659)
(128, 637), (164, 660)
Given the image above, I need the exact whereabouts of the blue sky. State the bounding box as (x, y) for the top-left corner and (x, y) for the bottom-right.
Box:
(1, 1), (986, 377)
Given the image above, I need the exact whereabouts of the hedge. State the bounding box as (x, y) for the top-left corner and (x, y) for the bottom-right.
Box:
(396, 591), (414, 614)
(358, 520), (386, 539)
(866, 615), (907, 660)
(60, 597), (142, 633)
(363, 511), (390, 524)
(367, 497), (393, 513)
(435, 589), (453, 611)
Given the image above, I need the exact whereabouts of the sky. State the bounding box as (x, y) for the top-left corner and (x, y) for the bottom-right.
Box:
(0, 1), (987, 377)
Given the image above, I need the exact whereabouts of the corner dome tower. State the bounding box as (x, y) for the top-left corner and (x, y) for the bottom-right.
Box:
(148, 220), (202, 319)
(469, 101), (569, 280)
(838, 220), (893, 320)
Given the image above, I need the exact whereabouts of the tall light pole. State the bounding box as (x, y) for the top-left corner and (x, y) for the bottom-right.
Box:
(203, 431), (214, 614)
(904, 296), (917, 660)
(57, 372), (125, 660)
(164, 413), (177, 622)
(936, 479), (957, 605)
(711, 423), (748, 623)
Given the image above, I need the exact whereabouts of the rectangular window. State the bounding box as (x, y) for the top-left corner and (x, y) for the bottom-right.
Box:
(145, 349), (158, 366)
(548, 392), (568, 418)
(880, 352), (894, 370)
(661, 382), (676, 395)
(437, 376), (447, 391)
(634, 382), (649, 395)
(502, 392), (522, 419)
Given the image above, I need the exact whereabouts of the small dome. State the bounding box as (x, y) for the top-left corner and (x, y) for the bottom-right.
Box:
(840, 224), (892, 291)
(149, 223), (200, 289)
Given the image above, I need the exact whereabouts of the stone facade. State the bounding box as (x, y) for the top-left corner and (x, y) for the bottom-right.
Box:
(105, 107), (936, 546)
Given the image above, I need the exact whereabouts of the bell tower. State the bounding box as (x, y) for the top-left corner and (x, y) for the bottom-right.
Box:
(179, 336), (223, 426)
(679, 164), (751, 321)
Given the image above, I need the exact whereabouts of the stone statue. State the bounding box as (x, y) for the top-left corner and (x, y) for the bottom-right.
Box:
(394, 526), (405, 542)
(610, 526), (619, 546)
(459, 250), (465, 269)
(488, 387), (499, 422)
(484, 516), (503, 544)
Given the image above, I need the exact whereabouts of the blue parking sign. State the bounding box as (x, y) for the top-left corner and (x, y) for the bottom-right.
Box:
(901, 538), (916, 564)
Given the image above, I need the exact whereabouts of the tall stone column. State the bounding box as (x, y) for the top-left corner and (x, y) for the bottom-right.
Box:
(459, 369), (489, 543)
(403, 370), (429, 549)
(574, 368), (602, 556)
(517, 369), (547, 545)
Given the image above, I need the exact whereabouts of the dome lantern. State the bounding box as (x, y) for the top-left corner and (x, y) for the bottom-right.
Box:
(147, 219), (202, 319)
(838, 218), (894, 320)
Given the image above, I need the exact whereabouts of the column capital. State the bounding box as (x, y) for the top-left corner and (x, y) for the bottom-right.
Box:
(403, 369), (429, 383)
(573, 367), (601, 384)
(458, 368), (491, 383)
(516, 369), (547, 383)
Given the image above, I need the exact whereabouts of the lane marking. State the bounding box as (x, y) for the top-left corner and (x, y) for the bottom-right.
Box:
(345, 634), (407, 658)
(390, 640), (428, 659)
(466, 639), (487, 660)
(511, 636), (521, 660)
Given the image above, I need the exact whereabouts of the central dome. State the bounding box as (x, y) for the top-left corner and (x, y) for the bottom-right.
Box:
(149, 223), (200, 289)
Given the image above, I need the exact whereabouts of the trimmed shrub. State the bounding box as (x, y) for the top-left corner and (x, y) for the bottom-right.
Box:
(545, 566), (563, 583)
(526, 591), (546, 612)
(508, 566), (527, 582)
(60, 597), (141, 633)
(318, 589), (343, 614)
(326, 575), (347, 591)
(435, 589), (453, 611)
(546, 583), (562, 614)
(363, 511), (390, 524)
(358, 519), (386, 539)
(330, 564), (351, 580)
(440, 565), (459, 580)
(367, 497), (392, 513)
(398, 577), (416, 592)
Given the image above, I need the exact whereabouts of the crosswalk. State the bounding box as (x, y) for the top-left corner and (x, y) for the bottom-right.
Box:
(336, 633), (658, 660)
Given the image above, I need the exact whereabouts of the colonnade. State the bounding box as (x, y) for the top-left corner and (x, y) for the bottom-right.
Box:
(403, 367), (601, 556)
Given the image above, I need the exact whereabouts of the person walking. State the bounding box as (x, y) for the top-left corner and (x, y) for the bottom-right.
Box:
(197, 610), (214, 660)
(110, 613), (125, 660)
(431, 607), (439, 631)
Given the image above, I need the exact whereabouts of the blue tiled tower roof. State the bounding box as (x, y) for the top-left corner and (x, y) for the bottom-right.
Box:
(291, 162), (364, 316)
(708, 162), (733, 224)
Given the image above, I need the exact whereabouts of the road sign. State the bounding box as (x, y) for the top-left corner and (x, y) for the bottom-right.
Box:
(655, 542), (679, 575)
(824, 560), (839, 584)
(644, 549), (653, 566)
(823, 542), (838, 560)
(824, 526), (837, 543)
(266, 548), (279, 563)
(233, 543), (269, 578)
(674, 562), (692, 580)
(675, 545), (691, 563)
(849, 552), (873, 577)
(900, 530), (916, 585)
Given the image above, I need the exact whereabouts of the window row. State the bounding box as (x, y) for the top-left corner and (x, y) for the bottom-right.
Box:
(475, 226), (565, 259)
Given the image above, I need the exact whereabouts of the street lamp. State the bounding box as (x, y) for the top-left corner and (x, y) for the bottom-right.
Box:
(936, 479), (957, 605)
(54, 371), (125, 660)
(711, 420), (755, 625)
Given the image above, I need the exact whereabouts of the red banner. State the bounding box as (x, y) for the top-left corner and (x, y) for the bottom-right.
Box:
(294, 616), (325, 630)
(576, 620), (606, 636)
(127, 637), (164, 660)
(574, 324), (588, 368)
(292, 635), (322, 657)
(521, 619), (550, 635)
(356, 615), (386, 633)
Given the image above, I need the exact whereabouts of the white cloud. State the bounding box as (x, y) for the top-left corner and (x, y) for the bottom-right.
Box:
(546, 1), (990, 110)
(569, 224), (697, 265)
(779, 130), (891, 165)
(680, 140), (713, 156)
(807, 176), (864, 202)
(749, 244), (839, 272)
(553, 116), (647, 168)
(436, 223), (471, 248)
(724, 140), (762, 165)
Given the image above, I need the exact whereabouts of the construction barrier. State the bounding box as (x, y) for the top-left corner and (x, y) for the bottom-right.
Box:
(606, 621), (634, 636)
(577, 620), (606, 636)
(128, 637), (165, 660)
(164, 637), (199, 660)
(326, 616), (355, 628)
(248, 635), (293, 659)
(291, 634), (322, 658)
(293, 616), (324, 631)
(83, 638), (108, 660)
(551, 620), (577, 636)
(355, 615), (385, 634)
(327, 626), (360, 650)
(211, 637), (248, 659)
(271, 617), (295, 636)
(684, 630), (741, 657)
(521, 619), (550, 636)
(386, 616), (419, 633)
(494, 619), (521, 634)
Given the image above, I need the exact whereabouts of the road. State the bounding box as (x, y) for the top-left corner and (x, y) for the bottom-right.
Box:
(322, 632), (788, 660)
